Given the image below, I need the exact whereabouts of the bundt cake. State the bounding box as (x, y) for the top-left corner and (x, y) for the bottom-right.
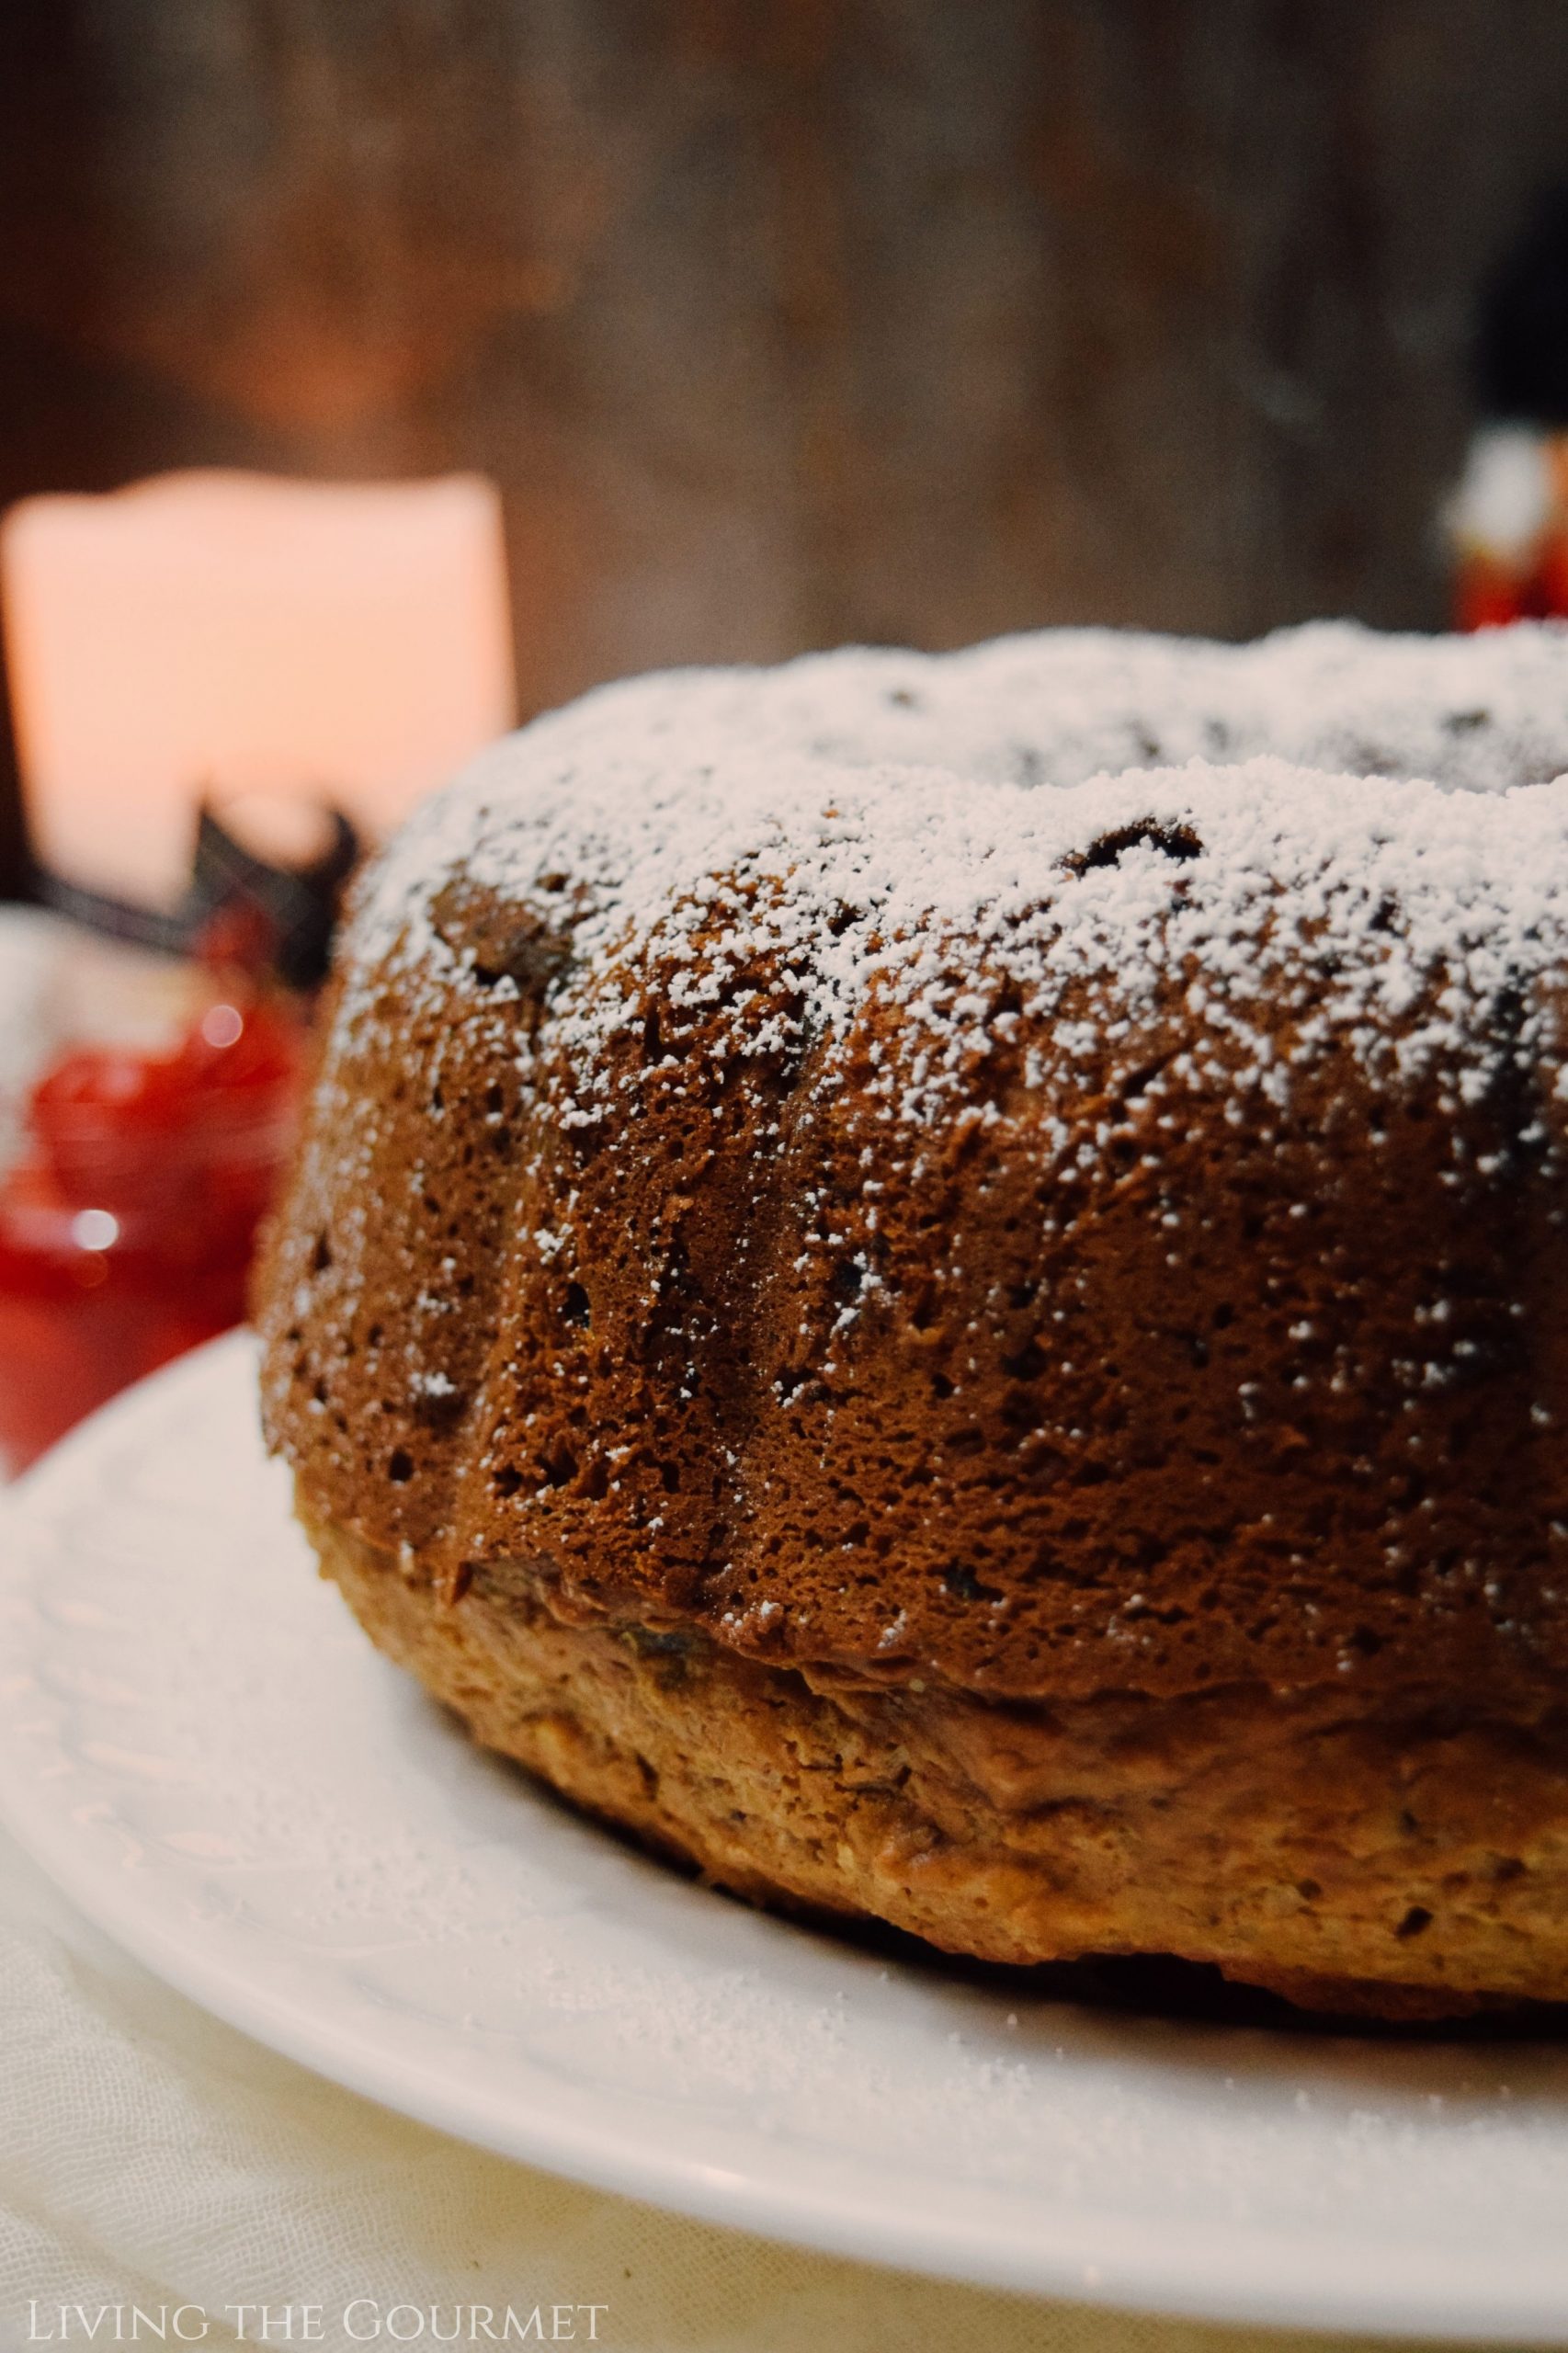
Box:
(256, 621), (1568, 2018)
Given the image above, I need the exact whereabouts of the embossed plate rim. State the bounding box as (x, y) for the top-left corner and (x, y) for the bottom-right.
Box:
(4, 1334), (1568, 2339)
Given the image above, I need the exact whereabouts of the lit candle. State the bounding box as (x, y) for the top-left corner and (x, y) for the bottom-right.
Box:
(0, 470), (516, 907)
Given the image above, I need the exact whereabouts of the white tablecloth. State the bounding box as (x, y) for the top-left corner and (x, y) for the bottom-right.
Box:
(0, 1818), (1453, 2353)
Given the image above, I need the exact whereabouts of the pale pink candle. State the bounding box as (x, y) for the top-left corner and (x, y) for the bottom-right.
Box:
(0, 471), (516, 907)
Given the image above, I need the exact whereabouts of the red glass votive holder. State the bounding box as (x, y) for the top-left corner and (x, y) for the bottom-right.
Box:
(0, 991), (303, 1477)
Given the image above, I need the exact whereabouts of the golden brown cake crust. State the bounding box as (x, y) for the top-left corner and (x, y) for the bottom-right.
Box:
(254, 626), (1568, 2008)
(305, 1503), (1568, 2014)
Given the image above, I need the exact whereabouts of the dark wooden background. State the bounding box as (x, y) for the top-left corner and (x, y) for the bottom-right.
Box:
(5, 0), (1568, 891)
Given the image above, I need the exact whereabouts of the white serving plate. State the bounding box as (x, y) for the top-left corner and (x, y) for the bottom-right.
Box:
(4, 1333), (1568, 2340)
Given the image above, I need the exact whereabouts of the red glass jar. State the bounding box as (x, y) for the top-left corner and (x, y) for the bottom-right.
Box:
(0, 989), (303, 1477)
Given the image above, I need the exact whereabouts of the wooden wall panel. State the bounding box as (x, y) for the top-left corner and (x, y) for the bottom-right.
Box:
(3, 1), (1568, 889)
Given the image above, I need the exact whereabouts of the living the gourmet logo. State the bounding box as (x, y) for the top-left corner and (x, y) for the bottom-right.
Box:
(25, 2304), (610, 2342)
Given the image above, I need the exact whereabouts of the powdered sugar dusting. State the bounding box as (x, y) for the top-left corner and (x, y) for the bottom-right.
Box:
(339, 621), (1568, 1134)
